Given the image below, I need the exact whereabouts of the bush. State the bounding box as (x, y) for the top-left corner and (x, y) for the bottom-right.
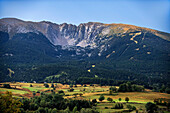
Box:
(125, 97), (129, 103)
(65, 94), (70, 96)
(145, 102), (158, 113)
(99, 95), (105, 102)
(114, 103), (123, 109)
(40, 92), (44, 95)
(51, 83), (54, 88)
(33, 91), (36, 97)
(53, 87), (56, 90)
(68, 88), (74, 92)
(80, 108), (99, 113)
(127, 104), (136, 110)
(79, 93), (83, 96)
(51, 108), (57, 113)
(69, 84), (73, 88)
(132, 106), (136, 110)
(90, 84), (94, 86)
(109, 86), (117, 92)
(107, 97), (113, 102)
(30, 84), (33, 87)
(165, 87), (170, 94)
(44, 84), (49, 88)
(92, 99), (97, 103)
(37, 107), (46, 113)
(73, 93), (78, 97)
(29, 103), (38, 111)
(3, 84), (11, 88)
(58, 90), (64, 94)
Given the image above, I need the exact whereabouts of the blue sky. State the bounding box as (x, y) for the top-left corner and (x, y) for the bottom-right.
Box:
(0, 0), (170, 33)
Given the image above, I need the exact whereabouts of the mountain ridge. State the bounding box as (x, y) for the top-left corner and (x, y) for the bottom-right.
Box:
(0, 18), (170, 45)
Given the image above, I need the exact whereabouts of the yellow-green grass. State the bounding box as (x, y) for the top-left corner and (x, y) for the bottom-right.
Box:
(12, 95), (23, 98)
(21, 86), (48, 92)
(97, 108), (125, 113)
(0, 88), (29, 94)
(163, 111), (170, 113)
(83, 91), (170, 103)
(65, 91), (82, 95)
(107, 92), (170, 103)
(69, 86), (108, 93)
(96, 103), (127, 113)
(96, 102), (147, 113)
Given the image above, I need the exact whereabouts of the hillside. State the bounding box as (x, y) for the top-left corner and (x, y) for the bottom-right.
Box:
(0, 18), (170, 88)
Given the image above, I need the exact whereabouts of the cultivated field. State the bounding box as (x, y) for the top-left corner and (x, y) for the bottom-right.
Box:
(0, 82), (170, 113)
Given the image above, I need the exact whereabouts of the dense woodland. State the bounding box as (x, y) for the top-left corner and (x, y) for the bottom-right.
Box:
(0, 91), (98, 113)
(0, 61), (169, 94)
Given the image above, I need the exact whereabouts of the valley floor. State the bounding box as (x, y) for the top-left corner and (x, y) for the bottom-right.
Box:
(0, 82), (170, 113)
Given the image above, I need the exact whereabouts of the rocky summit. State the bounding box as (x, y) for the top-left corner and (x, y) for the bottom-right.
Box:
(0, 18), (170, 59)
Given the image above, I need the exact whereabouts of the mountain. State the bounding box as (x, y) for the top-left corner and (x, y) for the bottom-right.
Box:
(0, 18), (170, 85)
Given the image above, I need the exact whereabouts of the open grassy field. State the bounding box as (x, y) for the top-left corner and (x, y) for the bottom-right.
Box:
(0, 82), (169, 113)
(0, 88), (29, 94)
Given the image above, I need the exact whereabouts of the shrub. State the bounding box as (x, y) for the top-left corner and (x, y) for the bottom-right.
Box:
(127, 104), (133, 110)
(58, 90), (64, 94)
(51, 83), (54, 88)
(51, 108), (57, 113)
(40, 92), (44, 95)
(114, 103), (123, 109)
(107, 97), (113, 102)
(30, 84), (33, 87)
(119, 98), (121, 101)
(73, 93), (78, 97)
(99, 95), (105, 102)
(68, 88), (74, 92)
(90, 84), (94, 86)
(145, 102), (158, 113)
(79, 93), (83, 96)
(125, 97), (129, 103)
(53, 87), (56, 90)
(69, 84), (73, 88)
(37, 107), (46, 113)
(33, 92), (36, 97)
(165, 87), (170, 94)
(3, 84), (11, 88)
(92, 99), (97, 103)
(132, 106), (136, 110)
(29, 103), (38, 111)
(44, 84), (49, 88)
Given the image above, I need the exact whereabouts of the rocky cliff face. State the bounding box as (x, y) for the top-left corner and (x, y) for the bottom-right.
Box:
(0, 18), (106, 47)
(1, 18), (169, 48)
(0, 18), (170, 60)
